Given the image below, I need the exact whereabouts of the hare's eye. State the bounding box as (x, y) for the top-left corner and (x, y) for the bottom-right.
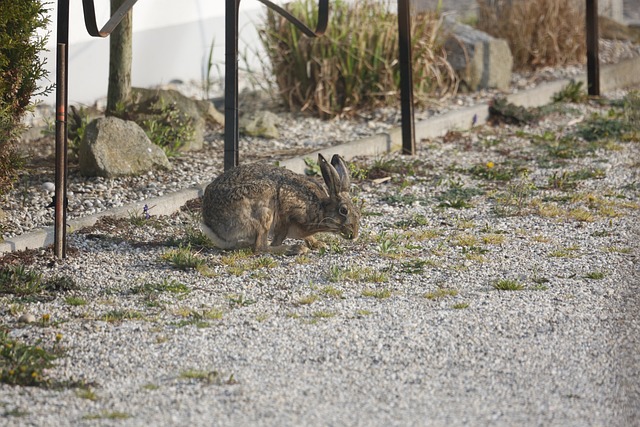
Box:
(339, 205), (349, 216)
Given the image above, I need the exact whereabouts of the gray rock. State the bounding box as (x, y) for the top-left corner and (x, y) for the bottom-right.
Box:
(79, 117), (171, 178)
(18, 313), (36, 323)
(129, 88), (223, 152)
(240, 110), (281, 139)
(443, 16), (513, 91)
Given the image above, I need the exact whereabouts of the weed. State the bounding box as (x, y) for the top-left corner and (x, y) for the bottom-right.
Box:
(356, 309), (372, 316)
(394, 214), (429, 229)
(141, 100), (195, 157)
(297, 295), (318, 305)
(361, 288), (392, 299)
(0, 330), (61, 386)
(132, 279), (190, 295)
(180, 369), (237, 385)
(584, 271), (606, 280)
(75, 388), (98, 401)
(436, 180), (483, 209)
(493, 279), (525, 291)
(304, 157), (321, 176)
(310, 310), (335, 319)
(228, 294), (257, 308)
(101, 309), (144, 323)
(320, 286), (343, 298)
(548, 246), (580, 258)
(553, 80), (587, 103)
(401, 259), (438, 274)
(161, 245), (205, 271)
(452, 302), (469, 309)
(424, 288), (458, 300)
(0, 265), (43, 296)
(65, 296), (87, 306)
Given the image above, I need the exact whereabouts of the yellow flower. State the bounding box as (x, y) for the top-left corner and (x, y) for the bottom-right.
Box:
(42, 314), (50, 323)
(55, 333), (63, 342)
(486, 161), (495, 169)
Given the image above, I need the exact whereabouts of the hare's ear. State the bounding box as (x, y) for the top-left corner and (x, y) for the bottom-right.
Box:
(330, 154), (351, 192)
(319, 153), (341, 197)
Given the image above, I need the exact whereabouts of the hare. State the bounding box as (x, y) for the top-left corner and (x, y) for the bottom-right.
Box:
(201, 154), (360, 255)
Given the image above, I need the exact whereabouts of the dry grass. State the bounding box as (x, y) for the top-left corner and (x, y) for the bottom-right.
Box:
(476, 0), (586, 70)
(259, 0), (456, 118)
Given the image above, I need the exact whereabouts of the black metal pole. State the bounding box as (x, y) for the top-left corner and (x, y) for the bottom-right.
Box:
(586, 0), (600, 96)
(224, 0), (240, 170)
(397, 0), (415, 155)
(54, 0), (70, 258)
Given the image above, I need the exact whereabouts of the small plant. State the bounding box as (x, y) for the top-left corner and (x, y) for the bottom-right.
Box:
(304, 157), (321, 176)
(132, 279), (190, 295)
(228, 294), (257, 308)
(584, 271), (606, 280)
(180, 369), (237, 385)
(0, 265), (43, 296)
(65, 296), (87, 306)
(161, 245), (205, 271)
(0, 330), (61, 386)
(424, 288), (458, 300)
(553, 80), (587, 103)
(75, 388), (98, 401)
(101, 309), (144, 323)
(452, 302), (469, 309)
(320, 286), (343, 299)
(310, 310), (335, 319)
(361, 288), (392, 299)
(140, 100), (195, 157)
(297, 294), (318, 305)
(492, 279), (525, 291)
(436, 180), (483, 209)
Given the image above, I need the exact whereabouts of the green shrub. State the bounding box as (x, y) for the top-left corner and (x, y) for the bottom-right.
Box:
(259, 0), (456, 118)
(477, 0), (585, 70)
(0, 0), (52, 195)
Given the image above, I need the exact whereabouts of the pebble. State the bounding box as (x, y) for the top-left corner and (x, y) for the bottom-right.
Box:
(17, 313), (36, 323)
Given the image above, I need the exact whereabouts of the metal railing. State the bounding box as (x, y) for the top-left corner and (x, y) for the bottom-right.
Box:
(52, 0), (601, 258)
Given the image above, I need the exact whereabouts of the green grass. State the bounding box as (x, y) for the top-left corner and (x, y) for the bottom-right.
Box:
(452, 302), (469, 309)
(584, 271), (606, 280)
(492, 279), (525, 291)
(361, 288), (392, 299)
(0, 330), (61, 386)
(424, 288), (458, 300)
(161, 245), (205, 271)
(100, 309), (144, 322)
(65, 296), (87, 306)
(132, 279), (190, 295)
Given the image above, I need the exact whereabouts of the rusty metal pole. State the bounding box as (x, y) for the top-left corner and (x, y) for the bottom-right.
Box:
(397, 0), (416, 155)
(54, 0), (70, 258)
(586, 0), (600, 96)
(224, 0), (240, 171)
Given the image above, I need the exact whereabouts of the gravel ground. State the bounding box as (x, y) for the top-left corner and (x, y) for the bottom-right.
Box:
(0, 88), (638, 426)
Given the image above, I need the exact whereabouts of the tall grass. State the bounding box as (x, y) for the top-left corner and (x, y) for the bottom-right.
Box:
(258, 0), (456, 118)
(477, 0), (586, 70)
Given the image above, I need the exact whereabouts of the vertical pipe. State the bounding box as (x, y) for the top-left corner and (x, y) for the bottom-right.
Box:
(586, 0), (600, 96)
(397, 0), (416, 155)
(224, 0), (240, 170)
(54, 0), (70, 258)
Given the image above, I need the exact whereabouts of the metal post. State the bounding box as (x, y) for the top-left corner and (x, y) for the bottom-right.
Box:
(397, 0), (416, 155)
(224, 0), (240, 171)
(54, 0), (70, 258)
(586, 0), (600, 96)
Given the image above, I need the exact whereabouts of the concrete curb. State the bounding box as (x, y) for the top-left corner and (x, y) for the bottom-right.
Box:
(2, 57), (639, 254)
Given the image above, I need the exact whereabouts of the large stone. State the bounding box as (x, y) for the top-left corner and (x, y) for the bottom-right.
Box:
(128, 88), (224, 151)
(443, 16), (513, 92)
(79, 116), (171, 178)
(239, 110), (281, 139)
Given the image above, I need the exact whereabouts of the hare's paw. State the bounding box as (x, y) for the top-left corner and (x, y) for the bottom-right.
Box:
(304, 236), (326, 250)
(286, 244), (310, 256)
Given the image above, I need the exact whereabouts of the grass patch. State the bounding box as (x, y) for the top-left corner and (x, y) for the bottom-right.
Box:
(328, 265), (388, 284)
(584, 271), (606, 280)
(0, 330), (61, 387)
(452, 302), (469, 309)
(361, 288), (392, 299)
(101, 309), (144, 323)
(492, 279), (525, 291)
(161, 245), (205, 271)
(132, 278), (190, 295)
(424, 288), (458, 300)
(83, 411), (131, 420)
(65, 296), (87, 306)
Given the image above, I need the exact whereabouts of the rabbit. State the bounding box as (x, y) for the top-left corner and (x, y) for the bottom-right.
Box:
(201, 153), (360, 255)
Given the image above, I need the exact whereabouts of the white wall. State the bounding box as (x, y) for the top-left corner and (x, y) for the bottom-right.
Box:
(37, 0), (285, 105)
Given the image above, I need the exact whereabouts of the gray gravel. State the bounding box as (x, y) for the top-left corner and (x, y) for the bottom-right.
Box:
(1, 88), (639, 426)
